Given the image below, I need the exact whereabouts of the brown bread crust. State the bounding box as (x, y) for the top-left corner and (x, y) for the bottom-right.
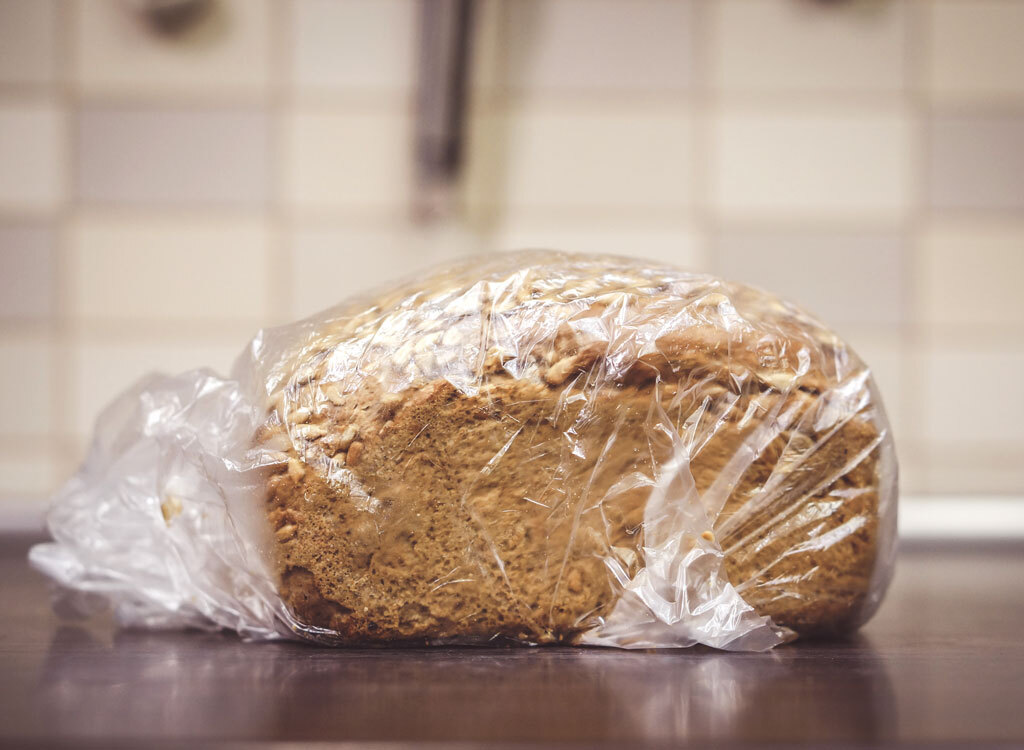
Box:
(257, 255), (888, 644)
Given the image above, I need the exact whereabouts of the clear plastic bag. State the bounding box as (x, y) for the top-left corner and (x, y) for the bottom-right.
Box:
(30, 251), (898, 651)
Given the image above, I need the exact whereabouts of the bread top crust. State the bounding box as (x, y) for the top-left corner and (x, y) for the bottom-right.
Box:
(255, 252), (865, 408)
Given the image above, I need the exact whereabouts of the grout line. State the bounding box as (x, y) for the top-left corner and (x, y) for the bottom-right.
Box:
(924, 100), (1024, 117)
(266, 0), (291, 324)
(0, 207), (69, 222)
(467, 0), (517, 240)
(65, 88), (283, 106)
(50, 0), (79, 483)
(689, 0), (713, 273)
(0, 87), (62, 104)
(65, 89), (287, 109)
(45, 204), (276, 221)
(281, 89), (944, 113)
(0, 435), (86, 457)
(61, 319), (267, 339)
(38, 202), (1024, 227)
(27, 82), (1024, 116)
(886, 322), (1024, 349)
(901, 0), (931, 493)
(0, 320), (55, 337)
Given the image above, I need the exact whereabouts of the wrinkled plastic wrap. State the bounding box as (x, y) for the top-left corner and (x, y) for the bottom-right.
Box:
(30, 252), (898, 651)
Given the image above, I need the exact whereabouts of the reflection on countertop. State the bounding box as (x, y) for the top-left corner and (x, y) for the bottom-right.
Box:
(2, 537), (1022, 747)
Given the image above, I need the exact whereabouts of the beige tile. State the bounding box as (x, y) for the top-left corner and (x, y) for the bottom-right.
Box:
(0, 334), (54, 440)
(896, 446), (928, 497)
(498, 0), (692, 94)
(71, 338), (245, 439)
(466, 104), (691, 214)
(711, 0), (906, 94)
(714, 231), (906, 328)
(0, 0), (57, 85)
(488, 220), (703, 271)
(77, 107), (270, 206)
(291, 0), (414, 94)
(928, 1), (1024, 103)
(284, 110), (412, 213)
(289, 223), (479, 319)
(0, 223), (55, 320)
(841, 330), (906, 448)
(74, 0), (271, 96)
(711, 110), (911, 221)
(928, 115), (1024, 212)
(920, 445), (1024, 495)
(921, 222), (1024, 329)
(70, 214), (270, 324)
(0, 450), (60, 498)
(0, 102), (63, 211)
(921, 345), (1024, 444)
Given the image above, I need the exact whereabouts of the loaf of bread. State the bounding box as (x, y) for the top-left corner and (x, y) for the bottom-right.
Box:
(254, 252), (897, 647)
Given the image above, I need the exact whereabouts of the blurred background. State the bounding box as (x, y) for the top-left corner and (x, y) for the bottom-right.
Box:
(0, 0), (1022, 525)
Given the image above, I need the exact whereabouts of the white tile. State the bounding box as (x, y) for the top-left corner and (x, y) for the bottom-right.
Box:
(499, 0), (692, 93)
(74, 0), (271, 96)
(0, 334), (54, 440)
(284, 110), (412, 213)
(714, 232), (906, 328)
(841, 330), (906, 447)
(489, 220), (703, 271)
(0, 103), (63, 211)
(466, 104), (691, 214)
(922, 346), (1024, 444)
(928, 1), (1024, 103)
(70, 214), (270, 323)
(920, 445), (1024, 495)
(77, 107), (270, 206)
(289, 223), (479, 319)
(711, 110), (911, 220)
(0, 0), (57, 85)
(0, 223), (56, 320)
(711, 0), (906, 94)
(928, 115), (1024, 212)
(71, 338), (244, 439)
(921, 222), (1024, 329)
(0, 451), (60, 497)
(291, 0), (415, 94)
(469, 0), (505, 96)
(897, 447), (928, 496)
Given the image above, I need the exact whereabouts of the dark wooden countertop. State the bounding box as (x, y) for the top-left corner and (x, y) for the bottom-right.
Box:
(2, 535), (1023, 749)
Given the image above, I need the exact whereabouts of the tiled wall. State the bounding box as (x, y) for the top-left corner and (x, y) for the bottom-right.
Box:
(1, 0), (1023, 510)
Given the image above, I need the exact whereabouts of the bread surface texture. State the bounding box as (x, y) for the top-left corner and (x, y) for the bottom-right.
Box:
(255, 253), (895, 646)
